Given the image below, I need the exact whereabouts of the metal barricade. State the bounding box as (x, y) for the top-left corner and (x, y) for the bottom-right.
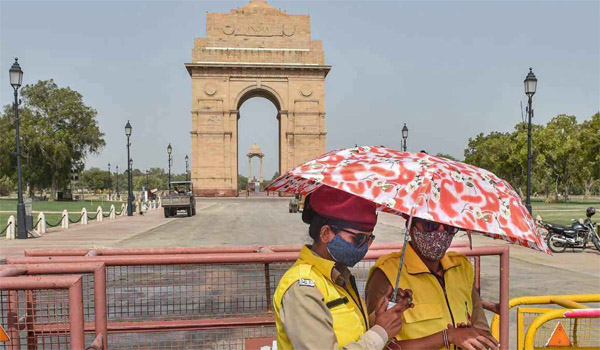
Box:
(0, 274), (86, 349)
(525, 308), (600, 350)
(6, 245), (507, 350)
(0, 263), (108, 348)
(490, 294), (600, 350)
(23, 242), (470, 257)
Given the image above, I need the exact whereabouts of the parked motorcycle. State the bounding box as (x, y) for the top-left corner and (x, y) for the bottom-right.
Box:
(537, 207), (599, 253)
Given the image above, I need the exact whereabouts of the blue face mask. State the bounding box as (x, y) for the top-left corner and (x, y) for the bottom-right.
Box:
(327, 234), (369, 267)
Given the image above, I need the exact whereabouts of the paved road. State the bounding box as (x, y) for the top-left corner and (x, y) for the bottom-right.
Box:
(118, 198), (408, 247)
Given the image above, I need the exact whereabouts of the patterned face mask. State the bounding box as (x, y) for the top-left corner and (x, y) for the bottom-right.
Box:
(411, 226), (454, 261)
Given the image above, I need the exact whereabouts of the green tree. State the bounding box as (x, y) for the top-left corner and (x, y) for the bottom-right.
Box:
(536, 115), (582, 201)
(464, 123), (545, 198)
(81, 167), (110, 191)
(0, 80), (105, 199)
(238, 174), (248, 190)
(435, 153), (459, 162)
(0, 176), (14, 196)
(464, 113), (598, 202)
(578, 112), (600, 197)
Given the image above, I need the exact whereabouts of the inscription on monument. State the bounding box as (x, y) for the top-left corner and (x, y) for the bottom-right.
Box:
(222, 24), (294, 37)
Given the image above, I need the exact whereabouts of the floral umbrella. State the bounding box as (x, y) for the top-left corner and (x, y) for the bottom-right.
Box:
(266, 146), (550, 254)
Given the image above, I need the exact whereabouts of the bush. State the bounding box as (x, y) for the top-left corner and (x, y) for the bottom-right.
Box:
(0, 177), (14, 196)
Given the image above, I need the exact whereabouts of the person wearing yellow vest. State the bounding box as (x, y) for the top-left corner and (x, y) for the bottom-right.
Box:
(274, 186), (412, 350)
(365, 217), (499, 350)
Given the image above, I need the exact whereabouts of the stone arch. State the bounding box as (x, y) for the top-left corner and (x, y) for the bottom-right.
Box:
(234, 85), (284, 112)
(186, 0), (331, 196)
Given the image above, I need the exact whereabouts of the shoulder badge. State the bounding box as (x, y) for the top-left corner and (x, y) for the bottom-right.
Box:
(298, 278), (315, 287)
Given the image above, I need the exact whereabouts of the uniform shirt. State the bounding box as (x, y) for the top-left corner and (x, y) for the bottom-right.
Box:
(278, 249), (389, 350)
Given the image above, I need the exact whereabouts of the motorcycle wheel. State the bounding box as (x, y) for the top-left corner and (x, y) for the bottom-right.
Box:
(592, 234), (600, 251)
(547, 232), (567, 253)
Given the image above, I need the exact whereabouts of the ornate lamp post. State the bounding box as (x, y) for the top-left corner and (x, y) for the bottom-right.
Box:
(402, 123), (408, 152)
(185, 154), (189, 182)
(524, 68), (537, 215)
(167, 143), (173, 190)
(125, 121), (133, 216)
(116, 165), (120, 199)
(10, 58), (26, 239)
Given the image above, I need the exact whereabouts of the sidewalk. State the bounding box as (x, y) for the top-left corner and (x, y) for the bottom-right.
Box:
(0, 202), (212, 260)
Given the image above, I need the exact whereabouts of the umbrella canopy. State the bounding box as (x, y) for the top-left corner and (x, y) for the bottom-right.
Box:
(266, 146), (549, 253)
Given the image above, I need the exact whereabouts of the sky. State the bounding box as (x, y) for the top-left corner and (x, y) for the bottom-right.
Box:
(1, 0), (598, 178)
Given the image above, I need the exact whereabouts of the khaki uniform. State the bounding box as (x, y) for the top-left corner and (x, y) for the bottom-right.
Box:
(274, 246), (389, 350)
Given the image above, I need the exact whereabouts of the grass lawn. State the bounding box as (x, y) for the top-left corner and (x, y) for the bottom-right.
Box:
(0, 198), (122, 213)
(531, 198), (599, 225)
(0, 199), (124, 230)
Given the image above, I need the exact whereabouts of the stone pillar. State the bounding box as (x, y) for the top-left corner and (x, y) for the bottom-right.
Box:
(260, 157), (264, 183)
(110, 205), (116, 219)
(81, 208), (88, 225)
(248, 157), (253, 184)
(37, 212), (46, 234)
(61, 210), (69, 229)
(96, 206), (103, 223)
(6, 215), (16, 240)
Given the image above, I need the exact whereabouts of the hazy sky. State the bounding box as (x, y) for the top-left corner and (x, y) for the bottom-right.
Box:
(1, 1), (598, 178)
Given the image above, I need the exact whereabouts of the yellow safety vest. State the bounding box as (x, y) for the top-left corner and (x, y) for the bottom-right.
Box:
(274, 246), (368, 349)
(367, 244), (473, 349)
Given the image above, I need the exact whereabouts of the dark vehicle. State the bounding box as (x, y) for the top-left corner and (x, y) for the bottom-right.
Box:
(538, 207), (599, 253)
(288, 194), (306, 213)
(163, 181), (196, 218)
(289, 197), (300, 213)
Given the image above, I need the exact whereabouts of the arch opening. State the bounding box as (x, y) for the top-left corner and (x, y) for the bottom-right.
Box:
(237, 90), (281, 194)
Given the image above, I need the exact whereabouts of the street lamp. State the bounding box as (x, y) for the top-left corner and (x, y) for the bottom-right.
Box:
(116, 165), (120, 199)
(10, 58), (26, 239)
(167, 143), (172, 190)
(125, 120), (133, 216)
(146, 169), (149, 190)
(401, 123), (408, 152)
(108, 162), (111, 199)
(185, 154), (189, 182)
(524, 68), (537, 215)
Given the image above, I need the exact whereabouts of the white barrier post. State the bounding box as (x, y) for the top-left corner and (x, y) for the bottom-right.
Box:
(110, 204), (116, 219)
(61, 210), (69, 229)
(6, 215), (16, 240)
(96, 206), (103, 222)
(37, 212), (46, 234)
(81, 208), (88, 225)
(121, 203), (126, 217)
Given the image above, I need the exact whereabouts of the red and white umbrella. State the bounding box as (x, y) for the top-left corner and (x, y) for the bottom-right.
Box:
(266, 146), (549, 254)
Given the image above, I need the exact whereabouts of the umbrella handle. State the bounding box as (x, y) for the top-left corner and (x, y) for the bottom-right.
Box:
(391, 217), (413, 304)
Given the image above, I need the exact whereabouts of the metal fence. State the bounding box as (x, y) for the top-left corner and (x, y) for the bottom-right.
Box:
(0, 274), (87, 350)
(22, 241), (469, 257)
(4, 245), (509, 350)
(0, 263), (108, 348)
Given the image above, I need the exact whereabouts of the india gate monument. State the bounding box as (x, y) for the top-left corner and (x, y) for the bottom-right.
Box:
(186, 0), (330, 196)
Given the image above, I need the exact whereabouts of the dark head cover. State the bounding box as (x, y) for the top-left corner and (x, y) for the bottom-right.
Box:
(301, 186), (377, 231)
